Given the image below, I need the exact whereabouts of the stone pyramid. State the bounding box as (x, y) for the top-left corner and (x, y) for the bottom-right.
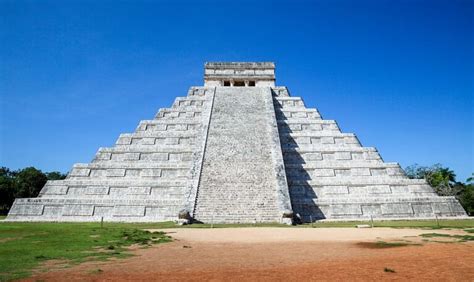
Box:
(7, 62), (466, 223)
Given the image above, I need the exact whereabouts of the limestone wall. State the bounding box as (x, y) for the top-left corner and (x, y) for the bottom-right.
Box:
(193, 87), (291, 223)
(273, 88), (467, 221)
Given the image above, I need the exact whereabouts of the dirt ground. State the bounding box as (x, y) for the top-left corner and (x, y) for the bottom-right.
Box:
(26, 228), (474, 281)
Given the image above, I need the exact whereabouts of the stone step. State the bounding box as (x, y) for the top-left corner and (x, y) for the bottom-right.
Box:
(290, 184), (437, 197)
(276, 109), (321, 119)
(285, 161), (399, 169)
(289, 178), (427, 186)
(271, 87), (291, 97)
(187, 86), (215, 97)
(155, 109), (203, 119)
(6, 198), (184, 222)
(281, 135), (360, 146)
(137, 123), (200, 132)
(277, 119), (337, 125)
(283, 146), (379, 153)
(97, 145), (195, 154)
(281, 132), (356, 138)
(118, 131), (198, 139)
(72, 161), (191, 169)
(274, 96), (305, 106)
(283, 150), (382, 163)
(278, 121), (340, 132)
(41, 184), (185, 197)
(116, 137), (196, 147)
(68, 167), (189, 179)
(94, 151), (193, 162)
(193, 86), (288, 223)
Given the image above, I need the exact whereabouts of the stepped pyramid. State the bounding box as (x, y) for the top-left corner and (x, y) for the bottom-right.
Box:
(7, 62), (466, 223)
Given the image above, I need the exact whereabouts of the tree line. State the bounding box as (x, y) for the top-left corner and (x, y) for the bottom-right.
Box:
(405, 164), (473, 215)
(0, 167), (66, 214)
(0, 164), (473, 216)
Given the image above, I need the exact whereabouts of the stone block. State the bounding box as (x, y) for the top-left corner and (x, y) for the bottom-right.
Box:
(412, 203), (433, 215)
(351, 152), (364, 160)
(127, 187), (151, 195)
(351, 168), (371, 176)
(345, 136), (360, 145)
(140, 153), (168, 161)
(63, 205), (94, 216)
(89, 169), (107, 177)
(361, 205), (382, 216)
(43, 206), (62, 216)
(320, 137), (335, 144)
(116, 136), (132, 145)
(322, 123), (338, 130)
(141, 169), (162, 177)
(313, 169), (335, 177)
(331, 204), (362, 215)
(106, 169), (126, 177)
(165, 137), (179, 145)
(334, 137), (344, 145)
(303, 153), (323, 161)
(131, 138), (155, 145)
(161, 169), (186, 178)
(334, 169), (351, 176)
(43, 185), (68, 195)
(321, 153), (335, 160)
(431, 202), (451, 214)
(85, 186), (110, 195)
(334, 152), (352, 160)
(370, 168), (387, 176)
(94, 206), (114, 216)
(390, 185), (410, 194)
(289, 124), (302, 131)
(386, 167), (405, 176)
(111, 153), (141, 161)
(381, 203), (413, 215)
(125, 169), (140, 177)
(324, 186), (349, 195)
(69, 167), (91, 177)
(365, 151), (381, 160)
(113, 205), (145, 217)
(10, 204), (43, 215)
(95, 152), (111, 160)
(167, 124), (187, 131)
(302, 124), (322, 131)
(367, 185), (391, 194)
(295, 136), (311, 144)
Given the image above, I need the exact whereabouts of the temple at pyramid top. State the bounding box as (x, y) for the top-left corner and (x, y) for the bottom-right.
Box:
(204, 62), (275, 87)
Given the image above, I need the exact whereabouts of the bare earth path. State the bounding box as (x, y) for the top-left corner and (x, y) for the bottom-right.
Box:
(26, 228), (474, 281)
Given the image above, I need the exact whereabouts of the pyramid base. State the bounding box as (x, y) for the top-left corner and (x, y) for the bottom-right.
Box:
(292, 196), (467, 222)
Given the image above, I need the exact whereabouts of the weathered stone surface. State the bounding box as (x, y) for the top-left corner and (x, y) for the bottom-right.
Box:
(193, 87), (291, 223)
(6, 62), (466, 223)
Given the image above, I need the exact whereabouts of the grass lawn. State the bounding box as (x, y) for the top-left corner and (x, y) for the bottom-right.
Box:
(0, 222), (172, 281)
(302, 218), (474, 229)
(0, 218), (472, 280)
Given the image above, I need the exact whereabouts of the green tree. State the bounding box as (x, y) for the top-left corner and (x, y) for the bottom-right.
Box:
(459, 184), (474, 216)
(45, 171), (67, 180)
(13, 167), (48, 198)
(0, 167), (15, 214)
(467, 173), (474, 184)
(406, 164), (474, 215)
(405, 164), (458, 196)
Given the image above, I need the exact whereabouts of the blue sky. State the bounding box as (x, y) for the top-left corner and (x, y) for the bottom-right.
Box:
(1, 0), (473, 181)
